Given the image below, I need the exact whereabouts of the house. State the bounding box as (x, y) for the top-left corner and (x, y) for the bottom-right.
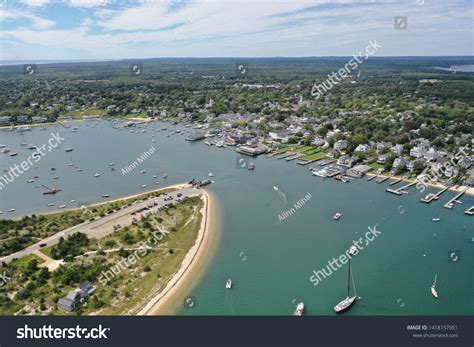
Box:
(347, 164), (371, 178)
(423, 148), (438, 162)
(31, 116), (47, 123)
(407, 159), (425, 171)
(337, 155), (359, 168)
(311, 137), (325, 147)
(377, 153), (390, 164)
(410, 145), (426, 158)
(392, 157), (407, 169)
(354, 144), (369, 152)
(16, 115), (29, 123)
(376, 142), (392, 151)
(334, 140), (348, 151)
(268, 130), (294, 143)
(0, 116), (11, 124)
(390, 144), (404, 155)
(58, 281), (96, 312)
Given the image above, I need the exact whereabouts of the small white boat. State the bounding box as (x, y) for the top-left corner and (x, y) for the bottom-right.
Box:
(432, 218), (440, 222)
(94, 173), (101, 177)
(101, 194), (110, 198)
(68, 163), (75, 166)
(333, 213), (342, 220)
(9, 152), (18, 157)
(162, 173), (168, 179)
(293, 302), (304, 316)
(77, 168), (83, 172)
(152, 175), (157, 178)
(47, 203), (55, 207)
(140, 170), (146, 174)
(65, 148), (74, 152)
(58, 205), (66, 209)
(349, 245), (358, 256)
(70, 199), (76, 203)
(7, 208), (15, 212)
(53, 176), (59, 179)
(109, 163), (115, 166)
(431, 274), (439, 298)
(2, 148), (10, 153)
(225, 279), (232, 289)
(140, 184), (147, 188)
(208, 172), (214, 177)
(273, 186), (279, 191)
(27, 179), (34, 183)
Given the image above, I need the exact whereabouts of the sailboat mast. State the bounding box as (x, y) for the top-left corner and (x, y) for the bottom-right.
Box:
(347, 259), (351, 296)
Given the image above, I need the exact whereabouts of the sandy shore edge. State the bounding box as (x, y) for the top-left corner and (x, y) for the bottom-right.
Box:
(135, 189), (217, 315)
(366, 173), (474, 197)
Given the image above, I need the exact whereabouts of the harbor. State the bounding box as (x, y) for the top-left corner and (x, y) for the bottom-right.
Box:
(0, 120), (472, 316)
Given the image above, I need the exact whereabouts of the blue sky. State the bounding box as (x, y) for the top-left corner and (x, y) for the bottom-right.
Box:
(0, 0), (472, 60)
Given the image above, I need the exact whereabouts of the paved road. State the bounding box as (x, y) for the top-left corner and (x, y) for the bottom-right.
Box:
(0, 185), (203, 263)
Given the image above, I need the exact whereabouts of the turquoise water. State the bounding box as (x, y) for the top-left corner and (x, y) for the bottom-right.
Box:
(0, 121), (472, 315)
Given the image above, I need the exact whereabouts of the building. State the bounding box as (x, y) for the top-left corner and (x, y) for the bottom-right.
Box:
(58, 281), (96, 312)
(347, 164), (371, 178)
(390, 144), (404, 155)
(268, 130), (294, 143)
(354, 144), (369, 152)
(377, 153), (390, 164)
(337, 155), (359, 168)
(334, 140), (348, 151)
(392, 157), (407, 169)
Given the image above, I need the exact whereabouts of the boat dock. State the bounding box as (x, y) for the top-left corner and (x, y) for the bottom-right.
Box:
(318, 159), (336, 166)
(366, 175), (376, 181)
(267, 152), (279, 158)
(389, 178), (403, 186)
(420, 186), (449, 203)
(297, 158), (320, 165)
(465, 206), (474, 216)
(286, 153), (304, 162)
(275, 152), (294, 160)
(376, 176), (390, 184)
(386, 181), (417, 195)
(444, 188), (468, 209)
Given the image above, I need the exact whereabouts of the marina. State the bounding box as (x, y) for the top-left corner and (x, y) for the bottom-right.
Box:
(0, 120), (472, 316)
(444, 188), (468, 209)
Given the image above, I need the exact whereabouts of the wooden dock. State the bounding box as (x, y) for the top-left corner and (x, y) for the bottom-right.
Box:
(420, 186), (449, 203)
(376, 176), (390, 184)
(444, 188), (468, 209)
(297, 158), (320, 165)
(276, 152), (294, 160)
(386, 181), (417, 195)
(367, 175), (376, 181)
(389, 178), (403, 186)
(465, 206), (474, 216)
(286, 153), (303, 162)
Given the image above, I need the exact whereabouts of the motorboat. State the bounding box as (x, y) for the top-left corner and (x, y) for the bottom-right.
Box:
(225, 279), (232, 289)
(333, 213), (342, 220)
(293, 302), (304, 316)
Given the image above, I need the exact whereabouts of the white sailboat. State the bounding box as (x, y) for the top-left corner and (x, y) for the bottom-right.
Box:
(334, 258), (357, 313)
(431, 274), (439, 298)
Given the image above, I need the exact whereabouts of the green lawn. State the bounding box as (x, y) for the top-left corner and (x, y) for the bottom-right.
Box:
(302, 151), (327, 161)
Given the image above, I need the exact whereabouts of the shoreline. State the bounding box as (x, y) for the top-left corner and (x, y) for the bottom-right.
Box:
(365, 173), (474, 197)
(135, 189), (220, 315)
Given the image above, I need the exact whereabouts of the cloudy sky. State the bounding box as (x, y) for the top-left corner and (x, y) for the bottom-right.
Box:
(1, 0), (472, 60)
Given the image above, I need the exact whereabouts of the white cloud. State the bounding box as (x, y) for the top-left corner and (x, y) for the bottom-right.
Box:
(0, 7), (55, 29)
(66, 0), (109, 8)
(21, 0), (51, 6)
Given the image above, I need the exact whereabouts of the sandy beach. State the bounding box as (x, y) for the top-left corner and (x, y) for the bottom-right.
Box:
(135, 189), (220, 315)
(366, 173), (474, 197)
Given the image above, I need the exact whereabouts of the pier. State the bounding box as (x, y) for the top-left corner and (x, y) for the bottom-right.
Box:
(376, 176), (390, 184)
(386, 181), (417, 195)
(296, 158), (320, 165)
(275, 152), (294, 160)
(465, 206), (474, 216)
(286, 153), (303, 162)
(389, 178), (403, 186)
(366, 175), (376, 181)
(444, 188), (468, 209)
(420, 186), (449, 203)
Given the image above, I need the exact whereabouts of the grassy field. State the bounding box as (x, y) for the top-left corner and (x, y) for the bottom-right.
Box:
(0, 196), (204, 316)
(301, 151), (327, 161)
(68, 109), (106, 117)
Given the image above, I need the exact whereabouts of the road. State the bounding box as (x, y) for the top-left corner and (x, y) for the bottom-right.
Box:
(0, 185), (203, 263)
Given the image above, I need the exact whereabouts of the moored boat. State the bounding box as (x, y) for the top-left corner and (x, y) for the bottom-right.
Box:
(293, 302), (304, 316)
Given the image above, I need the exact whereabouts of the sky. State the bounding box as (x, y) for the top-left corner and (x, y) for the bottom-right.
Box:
(0, 0), (473, 60)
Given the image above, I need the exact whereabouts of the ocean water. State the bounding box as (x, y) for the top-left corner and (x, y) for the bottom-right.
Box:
(0, 121), (472, 315)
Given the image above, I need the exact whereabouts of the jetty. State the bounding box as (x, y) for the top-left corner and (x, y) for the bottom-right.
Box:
(275, 152), (294, 160)
(318, 159), (336, 166)
(420, 186), (449, 203)
(389, 178), (403, 186)
(444, 188), (468, 209)
(297, 158), (320, 165)
(464, 206), (474, 216)
(366, 175), (376, 181)
(267, 152), (279, 158)
(376, 176), (390, 184)
(386, 181), (417, 195)
(286, 153), (304, 162)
